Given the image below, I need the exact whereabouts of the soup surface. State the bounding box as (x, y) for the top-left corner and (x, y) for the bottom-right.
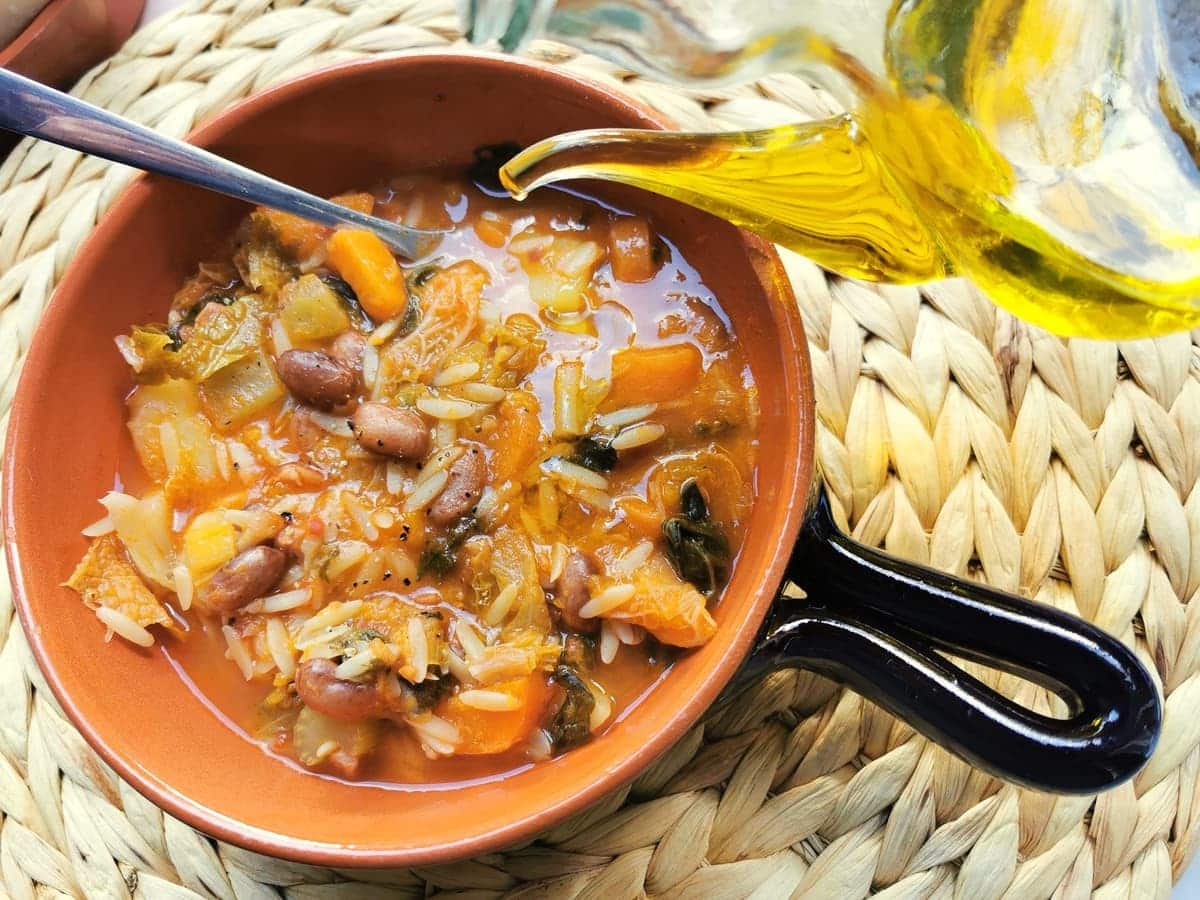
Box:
(66, 158), (759, 784)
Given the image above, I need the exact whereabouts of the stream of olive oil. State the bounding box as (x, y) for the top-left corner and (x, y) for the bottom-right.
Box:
(500, 4), (1200, 339)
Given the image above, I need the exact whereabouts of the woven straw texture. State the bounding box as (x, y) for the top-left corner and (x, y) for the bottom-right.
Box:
(1, 1), (1198, 897)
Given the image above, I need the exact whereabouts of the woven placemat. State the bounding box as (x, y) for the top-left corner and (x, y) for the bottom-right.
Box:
(1, 1), (1198, 897)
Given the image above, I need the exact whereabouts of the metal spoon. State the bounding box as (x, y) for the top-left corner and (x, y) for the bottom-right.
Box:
(0, 68), (444, 259)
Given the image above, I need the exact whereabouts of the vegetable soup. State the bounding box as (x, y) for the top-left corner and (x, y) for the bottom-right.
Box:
(67, 152), (759, 782)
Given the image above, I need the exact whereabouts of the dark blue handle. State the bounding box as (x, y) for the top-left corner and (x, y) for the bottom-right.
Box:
(754, 489), (1161, 794)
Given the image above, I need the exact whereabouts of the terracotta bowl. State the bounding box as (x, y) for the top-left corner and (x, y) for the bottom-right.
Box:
(0, 0), (144, 88)
(0, 0), (144, 158)
(3, 54), (1162, 865)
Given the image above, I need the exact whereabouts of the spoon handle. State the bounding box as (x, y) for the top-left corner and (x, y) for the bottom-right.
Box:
(0, 68), (441, 259)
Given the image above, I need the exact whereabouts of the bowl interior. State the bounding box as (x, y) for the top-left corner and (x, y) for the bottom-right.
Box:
(4, 53), (812, 864)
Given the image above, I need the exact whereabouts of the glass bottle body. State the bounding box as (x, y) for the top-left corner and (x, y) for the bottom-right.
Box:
(463, 0), (1200, 338)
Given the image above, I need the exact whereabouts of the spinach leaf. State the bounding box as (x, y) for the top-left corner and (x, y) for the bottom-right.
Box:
(410, 265), (439, 288)
(317, 273), (372, 330)
(331, 627), (385, 657)
(560, 634), (596, 671)
(314, 543), (341, 582)
(569, 436), (618, 473)
(417, 516), (478, 578)
(679, 478), (708, 522)
(398, 291), (422, 337)
(390, 265), (444, 339)
(662, 478), (729, 595)
(547, 665), (595, 752)
(418, 545), (456, 579)
(410, 674), (454, 710)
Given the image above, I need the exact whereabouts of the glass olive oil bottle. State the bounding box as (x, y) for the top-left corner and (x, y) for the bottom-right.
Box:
(464, 0), (1200, 338)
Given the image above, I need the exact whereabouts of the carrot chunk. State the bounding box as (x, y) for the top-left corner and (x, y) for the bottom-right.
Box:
(436, 675), (552, 755)
(260, 192), (374, 260)
(473, 211), (511, 248)
(488, 390), (543, 482)
(604, 342), (702, 410)
(607, 215), (662, 282)
(326, 228), (408, 323)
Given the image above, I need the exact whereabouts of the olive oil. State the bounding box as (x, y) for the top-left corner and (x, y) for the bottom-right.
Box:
(485, 0), (1200, 339)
